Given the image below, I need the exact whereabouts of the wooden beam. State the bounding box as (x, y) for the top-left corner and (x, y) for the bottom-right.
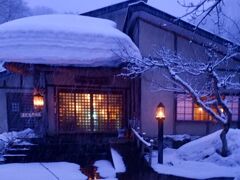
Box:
(3, 62), (32, 75)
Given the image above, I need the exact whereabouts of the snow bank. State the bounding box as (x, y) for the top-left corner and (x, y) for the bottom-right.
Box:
(177, 129), (240, 166)
(110, 148), (126, 173)
(94, 160), (116, 179)
(0, 162), (87, 180)
(150, 149), (240, 179)
(0, 128), (36, 142)
(148, 129), (240, 179)
(164, 134), (191, 141)
(0, 129), (36, 155)
(0, 14), (141, 67)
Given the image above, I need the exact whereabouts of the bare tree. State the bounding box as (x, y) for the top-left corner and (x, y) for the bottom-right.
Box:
(0, 0), (31, 24)
(178, 0), (240, 44)
(121, 44), (240, 157)
(178, 0), (224, 28)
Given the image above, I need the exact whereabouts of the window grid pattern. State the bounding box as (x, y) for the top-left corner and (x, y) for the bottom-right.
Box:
(176, 94), (192, 120)
(76, 94), (91, 131)
(58, 92), (75, 131)
(226, 96), (239, 121)
(58, 91), (123, 132)
(11, 103), (20, 112)
(176, 94), (239, 121)
(108, 94), (122, 130)
(93, 94), (108, 132)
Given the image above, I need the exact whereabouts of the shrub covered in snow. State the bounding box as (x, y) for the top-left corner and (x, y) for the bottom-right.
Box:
(0, 129), (36, 156)
(177, 128), (240, 167)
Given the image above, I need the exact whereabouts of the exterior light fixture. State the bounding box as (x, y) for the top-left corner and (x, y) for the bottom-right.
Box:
(156, 103), (165, 120)
(33, 90), (44, 110)
(155, 102), (165, 164)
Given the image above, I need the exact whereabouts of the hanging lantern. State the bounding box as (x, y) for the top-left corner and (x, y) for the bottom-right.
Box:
(33, 91), (44, 110)
(155, 102), (165, 120)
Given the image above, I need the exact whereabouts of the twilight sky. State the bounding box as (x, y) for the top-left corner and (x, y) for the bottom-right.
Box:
(23, 0), (240, 43)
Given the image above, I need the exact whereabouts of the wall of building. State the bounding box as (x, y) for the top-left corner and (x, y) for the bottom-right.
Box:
(0, 72), (34, 133)
(43, 66), (137, 135)
(134, 14), (239, 137)
(137, 19), (175, 136)
(86, 7), (128, 31)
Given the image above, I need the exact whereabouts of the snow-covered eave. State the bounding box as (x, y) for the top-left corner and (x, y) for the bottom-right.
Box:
(3, 61), (129, 77)
(0, 14), (141, 68)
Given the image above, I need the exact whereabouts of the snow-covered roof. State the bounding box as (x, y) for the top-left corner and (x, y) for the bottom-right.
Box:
(0, 14), (141, 67)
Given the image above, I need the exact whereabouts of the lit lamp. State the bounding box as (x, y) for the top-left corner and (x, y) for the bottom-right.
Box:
(33, 91), (44, 110)
(155, 103), (165, 164)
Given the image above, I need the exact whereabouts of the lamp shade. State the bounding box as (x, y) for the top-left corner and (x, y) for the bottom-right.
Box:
(156, 103), (165, 120)
(33, 92), (44, 110)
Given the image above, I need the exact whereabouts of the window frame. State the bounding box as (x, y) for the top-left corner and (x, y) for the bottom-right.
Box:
(57, 88), (125, 133)
(175, 93), (240, 122)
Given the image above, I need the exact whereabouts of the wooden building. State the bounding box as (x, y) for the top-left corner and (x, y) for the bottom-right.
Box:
(0, 0), (239, 137)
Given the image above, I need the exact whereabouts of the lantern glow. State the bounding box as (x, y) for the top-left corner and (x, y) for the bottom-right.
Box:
(33, 92), (44, 110)
(156, 103), (165, 120)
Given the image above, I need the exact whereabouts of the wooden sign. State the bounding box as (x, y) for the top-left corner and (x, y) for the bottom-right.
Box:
(20, 112), (42, 118)
(74, 76), (110, 85)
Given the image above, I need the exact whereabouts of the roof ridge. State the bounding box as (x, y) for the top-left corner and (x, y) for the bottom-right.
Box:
(81, 0), (143, 16)
(126, 1), (240, 50)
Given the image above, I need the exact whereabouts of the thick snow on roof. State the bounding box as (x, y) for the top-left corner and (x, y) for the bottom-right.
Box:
(0, 14), (141, 67)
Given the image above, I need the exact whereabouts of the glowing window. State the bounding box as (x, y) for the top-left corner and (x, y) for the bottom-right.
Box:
(176, 94), (192, 121)
(58, 91), (123, 132)
(176, 94), (239, 122)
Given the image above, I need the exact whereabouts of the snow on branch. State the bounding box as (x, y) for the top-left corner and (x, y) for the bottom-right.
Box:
(121, 45), (239, 125)
(177, 0), (224, 29)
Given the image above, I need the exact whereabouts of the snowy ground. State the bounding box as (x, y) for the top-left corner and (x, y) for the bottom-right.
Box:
(94, 160), (117, 180)
(93, 148), (126, 179)
(147, 129), (240, 179)
(0, 162), (87, 180)
(110, 148), (126, 173)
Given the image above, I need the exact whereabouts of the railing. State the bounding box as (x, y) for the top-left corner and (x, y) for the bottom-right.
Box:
(131, 127), (154, 166)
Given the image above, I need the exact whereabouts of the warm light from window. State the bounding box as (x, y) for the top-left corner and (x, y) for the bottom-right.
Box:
(198, 107), (203, 111)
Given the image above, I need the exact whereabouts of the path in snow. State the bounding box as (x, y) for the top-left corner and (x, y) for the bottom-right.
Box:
(110, 140), (185, 180)
(110, 139), (234, 180)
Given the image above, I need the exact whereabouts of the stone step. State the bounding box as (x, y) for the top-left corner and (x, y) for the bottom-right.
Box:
(3, 154), (27, 163)
(11, 143), (38, 150)
(5, 147), (30, 155)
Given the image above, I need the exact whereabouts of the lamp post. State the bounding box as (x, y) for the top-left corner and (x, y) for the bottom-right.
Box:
(155, 102), (165, 164)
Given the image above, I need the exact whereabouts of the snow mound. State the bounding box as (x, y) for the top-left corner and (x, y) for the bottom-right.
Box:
(94, 160), (116, 179)
(148, 130), (240, 179)
(110, 148), (126, 173)
(0, 14), (141, 67)
(0, 129), (36, 155)
(177, 128), (240, 167)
